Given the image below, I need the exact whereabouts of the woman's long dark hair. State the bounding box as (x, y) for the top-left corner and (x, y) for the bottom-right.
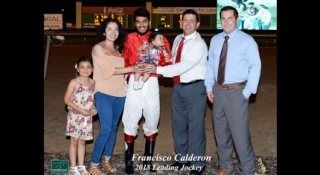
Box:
(96, 18), (127, 53)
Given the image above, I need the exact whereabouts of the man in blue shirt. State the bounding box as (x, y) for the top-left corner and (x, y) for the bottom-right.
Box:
(204, 6), (261, 175)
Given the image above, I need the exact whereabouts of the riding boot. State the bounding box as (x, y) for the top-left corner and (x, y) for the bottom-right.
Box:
(143, 134), (157, 173)
(125, 134), (135, 174)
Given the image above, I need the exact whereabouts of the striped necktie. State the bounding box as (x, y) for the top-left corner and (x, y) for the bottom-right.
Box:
(217, 36), (229, 85)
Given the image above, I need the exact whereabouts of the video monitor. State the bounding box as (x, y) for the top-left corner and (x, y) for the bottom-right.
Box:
(216, 0), (277, 30)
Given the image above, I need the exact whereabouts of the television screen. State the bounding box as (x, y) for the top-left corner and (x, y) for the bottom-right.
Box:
(216, 0), (277, 30)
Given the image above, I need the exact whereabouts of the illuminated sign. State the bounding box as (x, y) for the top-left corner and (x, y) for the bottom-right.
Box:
(44, 14), (63, 30)
(94, 14), (124, 27)
(82, 6), (138, 29)
(82, 13), (132, 29)
(81, 6), (216, 30)
(155, 7), (216, 14)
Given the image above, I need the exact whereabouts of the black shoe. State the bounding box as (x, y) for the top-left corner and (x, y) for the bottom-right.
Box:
(171, 161), (191, 170)
(125, 165), (134, 174)
(190, 165), (206, 175)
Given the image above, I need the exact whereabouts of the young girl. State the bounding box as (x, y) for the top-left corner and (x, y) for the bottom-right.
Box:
(64, 56), (97, 175)
(133, 31), (172, 90)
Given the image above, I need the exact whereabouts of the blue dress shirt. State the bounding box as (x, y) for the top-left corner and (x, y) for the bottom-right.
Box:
(204, 29), (261, 98)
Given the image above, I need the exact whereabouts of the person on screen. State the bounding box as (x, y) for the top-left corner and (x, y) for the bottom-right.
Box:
(244, 2), (259, 29)
(248, 4), (265, 30)
(261, 5), (272, 30)
(256, 5), (264, 30)
(237, 3), (247, 29)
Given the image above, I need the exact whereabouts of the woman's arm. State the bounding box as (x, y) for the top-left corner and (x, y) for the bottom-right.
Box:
(114, 65), (142, 75)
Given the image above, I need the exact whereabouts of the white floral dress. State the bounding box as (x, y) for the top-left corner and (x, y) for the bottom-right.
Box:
(65, 77), (94, 140)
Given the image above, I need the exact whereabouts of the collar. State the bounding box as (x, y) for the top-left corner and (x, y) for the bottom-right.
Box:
(182, 30), (198, 41)
(223, 29), (239, 39)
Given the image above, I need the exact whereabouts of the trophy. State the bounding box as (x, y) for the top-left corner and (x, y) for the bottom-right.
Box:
(137, 41), (151, 68)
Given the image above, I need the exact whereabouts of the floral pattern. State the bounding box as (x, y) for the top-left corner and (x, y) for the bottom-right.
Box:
(65, 77), (95, 140)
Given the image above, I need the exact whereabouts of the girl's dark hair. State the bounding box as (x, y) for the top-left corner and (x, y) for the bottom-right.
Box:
(96, 18), (127, 53)
(75, 56), (93, 76)
(148, 31), (163, 43)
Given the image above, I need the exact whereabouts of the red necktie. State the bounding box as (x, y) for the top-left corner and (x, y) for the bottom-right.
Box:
(217, 36), (229, 85)
(173, 37), (185, 85)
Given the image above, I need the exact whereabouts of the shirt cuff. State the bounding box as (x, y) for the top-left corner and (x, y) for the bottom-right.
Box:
(156, 66), (164, 75)
(243, 88), (251, 99)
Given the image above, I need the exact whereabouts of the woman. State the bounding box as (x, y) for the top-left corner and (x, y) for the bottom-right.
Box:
(88, 18), (141, 175)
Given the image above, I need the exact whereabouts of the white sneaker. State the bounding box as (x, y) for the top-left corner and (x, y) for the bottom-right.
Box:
(69, 166), (81, 175)
(77, 165), (90, 175)
(138, 81), (144, 89)
(133, 81), (139, 90)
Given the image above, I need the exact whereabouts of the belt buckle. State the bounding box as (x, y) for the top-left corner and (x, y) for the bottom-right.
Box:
(217, 82), (243, 89)
(221, 85), (230, 89)
(217, 83), (240, 89)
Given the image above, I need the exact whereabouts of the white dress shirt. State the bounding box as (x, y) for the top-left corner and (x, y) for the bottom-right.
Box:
(156, 31), (208, 83)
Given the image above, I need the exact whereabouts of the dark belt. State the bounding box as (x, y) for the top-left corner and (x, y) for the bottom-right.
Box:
(216, 81), (246, 89)
(180, 79), (203, 86)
